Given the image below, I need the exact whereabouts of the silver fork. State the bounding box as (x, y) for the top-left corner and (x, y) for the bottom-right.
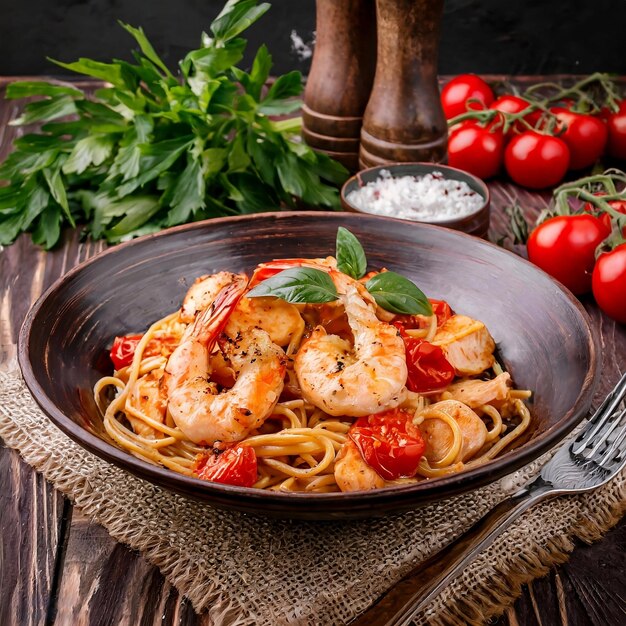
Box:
(351, 371), (626, 626)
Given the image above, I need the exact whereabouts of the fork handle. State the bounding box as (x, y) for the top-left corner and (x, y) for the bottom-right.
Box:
(350, 484), (554, 626)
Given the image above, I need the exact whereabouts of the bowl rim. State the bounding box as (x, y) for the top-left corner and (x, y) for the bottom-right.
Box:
(18, 210), (600, 510)
(340, 162), (491, 225)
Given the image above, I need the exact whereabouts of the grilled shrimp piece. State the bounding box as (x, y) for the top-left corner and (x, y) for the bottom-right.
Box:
(444, 372), (511, 408)
(420, 399), (487, 463)
(180, 271), (242, 323)
(432, 314), (495, 376)
(226, 296), (304, 348)
(164, 280), (287, 445)
(295, 279), (407, 417)
(128, 369), (167, 436)
(334, 440), (385, 492)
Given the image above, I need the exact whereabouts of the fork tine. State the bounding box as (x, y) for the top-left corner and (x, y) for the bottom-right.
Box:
(571, 371), (626, 455)
(597, 409), (626, 469)
(584, 408), (625, 459)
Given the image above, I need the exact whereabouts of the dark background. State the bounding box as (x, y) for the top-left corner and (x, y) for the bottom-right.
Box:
(1, 0), (625, 77)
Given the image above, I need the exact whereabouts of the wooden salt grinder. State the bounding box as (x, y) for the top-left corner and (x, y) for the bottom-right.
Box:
(302, 0), (377, 173)
(359, 0), (448, 168)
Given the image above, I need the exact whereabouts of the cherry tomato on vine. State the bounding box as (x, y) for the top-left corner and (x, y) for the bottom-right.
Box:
(601, 99), (626, 160)
(583, 196), (626, 235)
(110, 334), (143, 370)
(550, 107), (608, 170)
(527, 214), (611, 294)
(195, 445), (258, 487)
(489, 95), (540, 137)
(447, 121), (504, 179)
(349, 409), (426, 480)
(441, 74), (494, 119)
(504, 131), (570, 189)
(592, 244), (626, 323)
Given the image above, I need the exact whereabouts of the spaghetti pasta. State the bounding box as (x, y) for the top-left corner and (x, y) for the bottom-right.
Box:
(94, 250), (532, 493)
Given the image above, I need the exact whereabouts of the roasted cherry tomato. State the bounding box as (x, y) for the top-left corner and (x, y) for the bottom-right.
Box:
(349, 409), (425, 480)
(447, 121), (504, 180)
(601, 99), (626, 160)
(527, 214), (611, 294)
(441, 74), (494, 119)
(550, 107), (608, 170)
(504, 131), (570, 189)
(195, 444), (258, 487)
(110, 334), (143, 370)
(592, 244), (626, 323)
(489, 94), (541, 137)
(393, 299), (452, 331)
(403, 338), (455, 393)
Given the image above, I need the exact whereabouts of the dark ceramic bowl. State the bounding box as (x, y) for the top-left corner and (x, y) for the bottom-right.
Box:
(19, 212), (598, 520)
(341, 163), (490, 238)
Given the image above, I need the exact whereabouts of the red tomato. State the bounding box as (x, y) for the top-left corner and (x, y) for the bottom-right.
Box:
(592, 244), (626, 323)
(602, 99), (626, 160)
(195, 445), (258, 487)
(110, 334), (143, 370)
(441, 74), (494, 119)
(583, 196), (626, 235)
(349, 409), (426, 480)
(393, 299), (453, 330)
(489, 95), (541, 136)
(504, 131), (570, 189)
(403, 338), (455, 393)
(550, 107), (608, 170)
(447, 121), (504, 180)
(527, 215), (611, 294)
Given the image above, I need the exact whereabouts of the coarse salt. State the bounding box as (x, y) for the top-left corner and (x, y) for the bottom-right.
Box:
(346, 170), (483, 222)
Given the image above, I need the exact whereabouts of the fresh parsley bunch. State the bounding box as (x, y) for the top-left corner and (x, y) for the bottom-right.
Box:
(0, 0), (348, 249)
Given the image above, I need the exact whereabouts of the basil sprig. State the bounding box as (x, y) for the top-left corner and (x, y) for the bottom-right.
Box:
(336, 226), (367, 279)
(247, 267), (338, 303)
(365, 271), (432, 316)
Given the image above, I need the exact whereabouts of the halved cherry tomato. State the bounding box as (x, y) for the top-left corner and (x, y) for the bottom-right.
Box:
(504, 131), (570, 189)
(526, 214), (611, 294)
(592, 244), (626, 323)
(402, 338), (455, 393)
(393, 299), (452, 331)
(195, 445), (258, 487)
(349, 409), (425, 480)
(110, 334), (143, 370)
(550, 107), (608, 170)
(447, 121), (504, 180)
(441, 74), (494, 119)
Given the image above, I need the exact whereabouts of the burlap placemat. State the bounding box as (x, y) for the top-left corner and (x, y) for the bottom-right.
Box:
(0, 368), (624, 625)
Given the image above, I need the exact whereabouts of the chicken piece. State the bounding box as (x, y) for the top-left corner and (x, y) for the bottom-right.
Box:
(444, 372), (511, 409)
(431, 314), (495, 375)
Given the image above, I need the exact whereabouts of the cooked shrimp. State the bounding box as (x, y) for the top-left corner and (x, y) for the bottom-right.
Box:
(419, 399), (487, 463)
(164, 280), (287, 445)
(432, 314), (495, 375)
(226, 296), (304, 348)
(295, 278), (407, 416)
(128, 369), (167, 437)
(334, 440), (385, 492)
(180, 271), (242, 323)
(444, 372), (511, 408)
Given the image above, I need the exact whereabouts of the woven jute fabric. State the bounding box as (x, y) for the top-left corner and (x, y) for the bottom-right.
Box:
(0, 368), (624, 626)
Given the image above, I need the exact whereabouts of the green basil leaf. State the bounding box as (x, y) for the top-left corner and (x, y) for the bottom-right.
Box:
(336, 227), (367, 279)
(365, 271), (433, 316)
(248, 267), (338, 304)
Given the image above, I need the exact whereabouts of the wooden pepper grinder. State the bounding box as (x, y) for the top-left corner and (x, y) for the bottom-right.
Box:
(302, 0), (377, 173)
(359, 0), (447, 168)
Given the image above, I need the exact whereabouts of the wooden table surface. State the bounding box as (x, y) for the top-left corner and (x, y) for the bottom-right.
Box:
(0, 77), (625, 626)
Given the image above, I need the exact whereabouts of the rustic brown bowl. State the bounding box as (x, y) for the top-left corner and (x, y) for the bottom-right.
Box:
(341, 163), (491, 238)
(18, 212), (599, 520)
